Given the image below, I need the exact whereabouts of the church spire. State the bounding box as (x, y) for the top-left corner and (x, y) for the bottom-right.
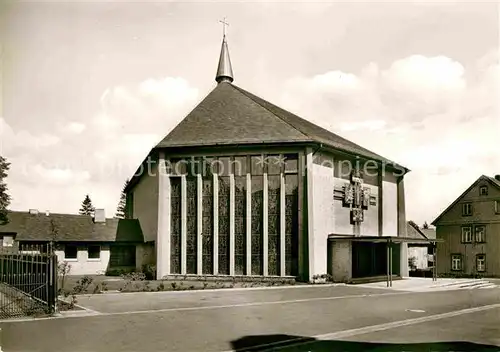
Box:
(216, 18), (234, 84)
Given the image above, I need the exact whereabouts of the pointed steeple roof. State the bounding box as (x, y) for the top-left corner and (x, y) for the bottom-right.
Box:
(216, 35), (234, 83)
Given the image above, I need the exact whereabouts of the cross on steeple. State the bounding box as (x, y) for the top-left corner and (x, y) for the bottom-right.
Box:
(219, 17), (229, 37)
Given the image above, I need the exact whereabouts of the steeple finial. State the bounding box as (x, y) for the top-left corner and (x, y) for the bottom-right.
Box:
(216, 17), (234, 84)
(220, 17), (229, 37)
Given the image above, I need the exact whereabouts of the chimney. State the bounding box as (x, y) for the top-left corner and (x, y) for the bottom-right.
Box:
(94, 209), (106, 223)
(495, 175), (500, 182)
(29, 209), (39, 215)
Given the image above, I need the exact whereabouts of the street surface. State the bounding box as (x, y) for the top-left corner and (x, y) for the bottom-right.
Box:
(0, 284), (499, 351)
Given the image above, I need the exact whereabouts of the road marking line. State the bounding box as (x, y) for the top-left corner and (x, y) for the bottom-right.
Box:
(228, 303), (500, 351)
(315, 303), (500, 339)
(0, 291), (411, 323)
(99, 291), (411, 317)
(405, 309), (425, 313)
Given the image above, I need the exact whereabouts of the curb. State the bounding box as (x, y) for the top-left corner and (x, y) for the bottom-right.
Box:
(74, 282), (347, 297)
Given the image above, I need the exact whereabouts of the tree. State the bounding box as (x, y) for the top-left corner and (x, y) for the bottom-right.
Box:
(422, 221), (430, 229)
(79, 194), (95, 216)
(115, 179), (129, 219)
(0, 156), (11, 224)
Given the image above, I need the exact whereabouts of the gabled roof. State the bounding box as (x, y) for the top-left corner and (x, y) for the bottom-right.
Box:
(406, 222), (427, 240)
(431, 175), (500, 226)
(0, 211), (144, 243)
(154, 82), (407, 170)
(406, 221), (436, 240)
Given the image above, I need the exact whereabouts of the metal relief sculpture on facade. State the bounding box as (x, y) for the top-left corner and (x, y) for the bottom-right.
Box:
(334, 168), (377, 228)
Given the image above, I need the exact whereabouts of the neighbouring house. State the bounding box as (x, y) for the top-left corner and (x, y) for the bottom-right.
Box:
(123, 32), (412, 283)
(433, 175), (500, 277)
(0, 209), (153, 276)
(406, 221), (436, 272)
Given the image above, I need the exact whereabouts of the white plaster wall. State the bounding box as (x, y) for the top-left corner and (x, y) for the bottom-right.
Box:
(132, 163), (159, 242)
(58, 245), (111, 276)
(400, 242), (409, 277)
(359, 185), (379, 237)
(156, 156), (170, 280)
(311, 161), (335, 276)
(330, 241), (352, 282)
(408, 247), (428, 270)
(333, 177), (352, 235)
(382, 181), (398, 236)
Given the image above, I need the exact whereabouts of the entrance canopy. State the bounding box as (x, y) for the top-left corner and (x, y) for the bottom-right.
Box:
(328, 235), (444, 287)
(328, 235), (443, 244)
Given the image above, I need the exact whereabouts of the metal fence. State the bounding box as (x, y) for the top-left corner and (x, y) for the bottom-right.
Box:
(0, 243), (58, 319)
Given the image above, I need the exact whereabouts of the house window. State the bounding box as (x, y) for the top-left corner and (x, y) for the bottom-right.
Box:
(462, 203), (472, 216)
(476, 254), (486, 272)
(88, 245), (101, 260)
(495, 200), (500, 214)
(451, 254), (462, 271)
(479, 186), (488, 196)
(475, 226), (486, 243)
(461, 227), (472, 243)
(2, 235), (14, 247)
(64, 245), (78, 260)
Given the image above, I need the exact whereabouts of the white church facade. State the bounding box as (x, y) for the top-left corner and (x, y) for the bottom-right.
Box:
(124, 33), (410, 282)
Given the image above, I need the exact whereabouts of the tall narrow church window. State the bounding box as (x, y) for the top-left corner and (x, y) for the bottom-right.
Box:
(251, 156), (264, 275)
(186, 165), (198, 274)
(170, 178), (182, 274)
(284, 154), (299, 276)
(234, 156), (247, 275)
(267, 155), (281, 276)
(202, 159), (214, 274)
(169, 158), (187, 176)
(218, 157), (231, 275)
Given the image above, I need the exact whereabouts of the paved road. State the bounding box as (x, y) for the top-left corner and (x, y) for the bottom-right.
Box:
(0, 285), (499, 352)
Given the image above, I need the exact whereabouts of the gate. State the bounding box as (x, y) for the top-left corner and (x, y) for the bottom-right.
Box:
(0, 243), (58, 319)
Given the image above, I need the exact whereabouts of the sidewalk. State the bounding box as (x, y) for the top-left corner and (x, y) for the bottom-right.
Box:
(353, 277), (498, 292)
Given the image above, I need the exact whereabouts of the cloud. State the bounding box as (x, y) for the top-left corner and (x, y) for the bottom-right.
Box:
(87, 76), (200, 181)
(3, 49), (497, 226)
(63, 122), (86, 134)
(279, 50), (499, 225)
(3, 76), (200, 214)
(32, 164), (91, 185)
(0, 117), (61, 156)
(340, 120), (387, 132)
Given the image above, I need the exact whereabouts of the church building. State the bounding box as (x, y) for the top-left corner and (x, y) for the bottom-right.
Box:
(125, 32), (410, 282)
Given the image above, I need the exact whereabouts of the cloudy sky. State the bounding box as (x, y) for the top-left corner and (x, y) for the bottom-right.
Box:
(0, 1), (498, 226)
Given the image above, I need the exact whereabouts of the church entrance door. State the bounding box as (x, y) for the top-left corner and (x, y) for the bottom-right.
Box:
(351, 241), (400, 278)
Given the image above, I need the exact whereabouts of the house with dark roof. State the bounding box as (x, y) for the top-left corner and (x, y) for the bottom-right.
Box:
(123, 33), (411, 282)
(406, 221), (436, 271)
(432, 175), (500, 277)
(0, 210), (151, 276)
